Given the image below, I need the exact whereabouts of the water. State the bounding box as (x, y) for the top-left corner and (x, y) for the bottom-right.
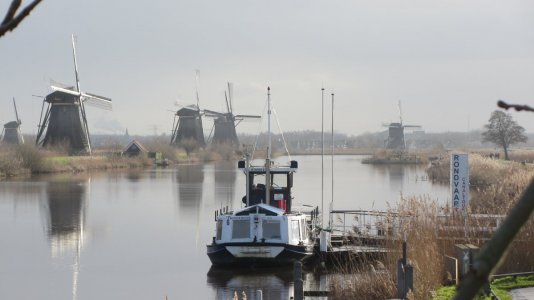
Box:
(0, 155), (449, 299)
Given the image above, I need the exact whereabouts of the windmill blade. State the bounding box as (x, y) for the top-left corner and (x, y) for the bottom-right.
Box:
(81, 92), (112, 110)
(227, 82), (233, 113)
(203, 109), (225, 117)
(235, 114), (261, 119)
(13, 97), (21, 124)
(224, 91), (231, 114)
(71, 34), (81, 93)
(50, 79), (73, 90)
(50, 85), (81, 97)
(195, 69), (200, 108)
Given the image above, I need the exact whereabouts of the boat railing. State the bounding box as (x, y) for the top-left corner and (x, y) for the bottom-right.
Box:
(329, 209), (410, 239)
(329, 210), (506, 241)
(214, 206), (231, 221)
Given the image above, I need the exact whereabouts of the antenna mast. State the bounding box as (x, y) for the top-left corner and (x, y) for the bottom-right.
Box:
(265, 87), (272, 205)
(330, 93), (335, 228)
(321, 88), (325, 226)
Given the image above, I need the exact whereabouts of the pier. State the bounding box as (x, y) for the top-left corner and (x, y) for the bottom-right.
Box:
(314, 209), (505, 265)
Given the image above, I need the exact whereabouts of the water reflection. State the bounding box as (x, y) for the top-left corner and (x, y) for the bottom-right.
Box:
(368, 164), (422, 195)
(43, 177), (88, 300)
(207, 266), (294, 300)
(214, 161), (237, 210)
(174, 164), (205, 217)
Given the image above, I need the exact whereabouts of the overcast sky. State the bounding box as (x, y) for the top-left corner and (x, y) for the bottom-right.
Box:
(1, 0), (534, 137)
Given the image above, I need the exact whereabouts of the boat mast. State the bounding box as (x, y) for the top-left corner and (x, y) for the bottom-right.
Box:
(265, 87), (271, 205)
(330, 92), (335, 228)
(245, 146), (251, 206)
(321, 88), (325, 226)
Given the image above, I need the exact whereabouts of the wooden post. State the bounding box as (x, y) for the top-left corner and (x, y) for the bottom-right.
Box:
(294, 261), (303, 300)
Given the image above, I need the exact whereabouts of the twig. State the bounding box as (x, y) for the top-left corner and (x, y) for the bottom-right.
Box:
(497, 100), (534, 113)
(0, 0), (43, 38)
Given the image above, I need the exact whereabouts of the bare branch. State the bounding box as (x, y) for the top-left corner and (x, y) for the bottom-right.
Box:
(0, 0), (43, 39)
(497, 100), (534, 113)
(1, 0), (21, 25)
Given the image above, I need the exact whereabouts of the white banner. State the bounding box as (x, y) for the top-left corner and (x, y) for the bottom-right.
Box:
(451, 153), (469, 212)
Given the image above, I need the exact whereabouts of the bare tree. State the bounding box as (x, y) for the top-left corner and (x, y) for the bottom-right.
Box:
(482, 110), (527, 160)
(0, 0), (43, 39)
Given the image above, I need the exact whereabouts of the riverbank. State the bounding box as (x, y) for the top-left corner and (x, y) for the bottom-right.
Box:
(0, 144), (241, 179)
(329, 154), (534, 299)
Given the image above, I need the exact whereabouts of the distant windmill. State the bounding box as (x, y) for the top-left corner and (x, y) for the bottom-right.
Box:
(170, 70), (206, 148)
(383, 101), (421, 149)
(36, 35), (112, 155)
(204, 83), (260, 147)
(1, 98), (24, 145)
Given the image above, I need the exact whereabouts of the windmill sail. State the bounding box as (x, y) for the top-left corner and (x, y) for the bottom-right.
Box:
(170, 70), (206, 148)
(36, 35), (111, 155)
(207, 83), (260, 147)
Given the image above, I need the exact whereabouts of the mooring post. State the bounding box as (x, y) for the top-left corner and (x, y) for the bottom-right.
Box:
(294, 261), (303, 300)
(397, 238), (413, 299)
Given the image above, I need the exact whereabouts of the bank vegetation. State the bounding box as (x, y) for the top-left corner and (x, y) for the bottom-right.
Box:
(330, 153), (534, 299)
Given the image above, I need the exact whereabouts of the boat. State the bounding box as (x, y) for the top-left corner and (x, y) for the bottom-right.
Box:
(206, 87), (318, 266)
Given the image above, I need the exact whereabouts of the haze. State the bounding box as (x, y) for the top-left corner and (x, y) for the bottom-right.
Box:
(1, 0), (533, 137)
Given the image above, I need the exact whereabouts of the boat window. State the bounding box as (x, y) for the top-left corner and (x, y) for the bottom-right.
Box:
(216, 220), (223, 240)
(232, 219), (250, 239)
(272, 173), (287, 188)
(291, 220), (300, 241)
(262, 220), (281, 240)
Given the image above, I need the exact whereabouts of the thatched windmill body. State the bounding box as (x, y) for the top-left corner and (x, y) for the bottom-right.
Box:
(205, 83), (260, 147)
(1, 98), (24, 145)
(36, 35), (112, 155)
(170, 104), (206, 147)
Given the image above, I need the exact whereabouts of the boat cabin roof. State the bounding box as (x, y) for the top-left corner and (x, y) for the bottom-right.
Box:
(234, 203), (285, 216)
(238, 160), (298, 174)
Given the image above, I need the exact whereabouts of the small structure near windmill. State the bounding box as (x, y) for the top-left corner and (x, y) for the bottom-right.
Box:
(122, 140), (149, 157)
(1, 98), (24, 145)
(383, 102), (421, 150)
(36, 35), (112, 155)
(205, 83), (260, 147)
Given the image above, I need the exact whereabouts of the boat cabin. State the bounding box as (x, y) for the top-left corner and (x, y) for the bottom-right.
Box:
(238, 160), (298, 213)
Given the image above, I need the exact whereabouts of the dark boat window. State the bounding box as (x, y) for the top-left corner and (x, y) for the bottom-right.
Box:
(262, 220), (281, 239)
(216, 220), (223, 240)
(232, 219), (250, 239)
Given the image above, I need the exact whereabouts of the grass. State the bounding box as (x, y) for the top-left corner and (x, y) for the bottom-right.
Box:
(433, 275), (534, 300)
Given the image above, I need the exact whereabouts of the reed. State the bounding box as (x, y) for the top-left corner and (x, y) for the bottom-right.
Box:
(331, 154), (534, 298)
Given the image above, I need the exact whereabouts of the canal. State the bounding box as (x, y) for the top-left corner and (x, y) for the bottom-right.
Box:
(0, 155), (449, 299)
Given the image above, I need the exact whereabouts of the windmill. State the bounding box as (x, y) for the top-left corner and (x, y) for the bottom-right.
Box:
(204, 83), (260, 147)
(36, 35), (112, 155)
(1, 98), (24, 145)
(170, 70), (206, 148)
(383, 101), (421, 149)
